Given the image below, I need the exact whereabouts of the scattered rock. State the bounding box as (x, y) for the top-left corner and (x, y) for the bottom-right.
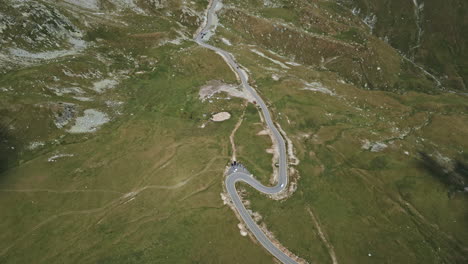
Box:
(237, 223), (248, 237)
(220, 192), (231, 205)
(251, 49), (290, 69)
(286, 61), (301, 66)
(28, 141), (45, 150)
(91, 79), (119, 93)
(73, 96), (93, 102)
(64, 0), (99, 10)
(221, 37), (232, 46)
(361, 139), (388, 152)
(302, 82), (335, 96)
(370, 142), (388, 152)
(49, 86), (85, 96)
(211, 112), (231, 122)
(48, 153), (74, 162)
(54, 103), (76, 129)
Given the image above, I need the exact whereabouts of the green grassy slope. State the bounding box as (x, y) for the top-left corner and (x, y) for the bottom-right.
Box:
(1, 0), (467, 263)
(214, 0), (468, 263)
(338, 0), (468, 91)
(0, 1), (274, 263)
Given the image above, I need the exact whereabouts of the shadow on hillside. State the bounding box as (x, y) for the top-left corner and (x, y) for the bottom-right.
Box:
(418, 152), (468, 197)
(0, 124), (18, 179)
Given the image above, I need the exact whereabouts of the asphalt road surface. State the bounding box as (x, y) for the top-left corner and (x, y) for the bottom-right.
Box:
(195, 1), (298, 263)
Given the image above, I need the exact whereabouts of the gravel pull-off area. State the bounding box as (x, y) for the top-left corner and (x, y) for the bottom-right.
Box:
(67, 109), (109, 133)
(199, 80), (255, 103)
(211, 112), (231, 122)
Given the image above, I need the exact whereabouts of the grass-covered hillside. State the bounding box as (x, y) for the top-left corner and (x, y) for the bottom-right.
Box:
(0, 0), (273, 262)
(1, 0), (467, 263)
(338, 0), (468, 91)
(216, 0), (445, 93)
(210, 0), (468, 263)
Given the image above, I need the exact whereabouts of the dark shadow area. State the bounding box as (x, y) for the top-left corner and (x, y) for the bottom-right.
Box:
(0, 121), (18, 179)
(418, 152), (468, 196)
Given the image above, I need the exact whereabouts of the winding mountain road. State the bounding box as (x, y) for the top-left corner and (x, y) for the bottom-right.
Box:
(195, 1), (298, 263)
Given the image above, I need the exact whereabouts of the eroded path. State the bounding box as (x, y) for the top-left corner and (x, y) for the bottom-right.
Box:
(195, 1), (298, 263)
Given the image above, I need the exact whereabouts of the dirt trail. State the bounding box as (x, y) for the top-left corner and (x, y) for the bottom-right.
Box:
(307, 207), (338, 264)
(0, 189), (123, 194)
(229, 109), (246, 161)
